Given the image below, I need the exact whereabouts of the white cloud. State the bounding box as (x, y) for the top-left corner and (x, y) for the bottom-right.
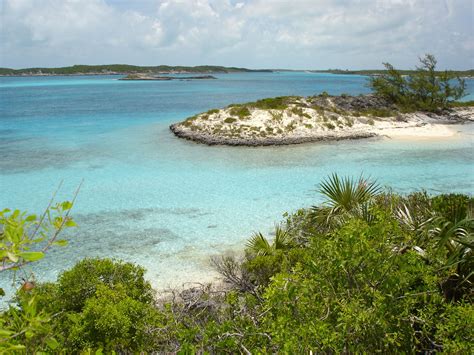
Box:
(0, 0), (472, 69)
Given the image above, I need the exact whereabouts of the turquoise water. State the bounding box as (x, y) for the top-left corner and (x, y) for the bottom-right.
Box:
(1, 72), (473, 295)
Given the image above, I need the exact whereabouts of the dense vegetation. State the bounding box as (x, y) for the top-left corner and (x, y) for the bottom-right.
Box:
(369, 54), (467, 112)
(1, 175), (473, 352)
(0, 65), (271, 76)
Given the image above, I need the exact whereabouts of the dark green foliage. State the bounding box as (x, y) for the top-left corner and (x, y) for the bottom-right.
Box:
(431, 193), (472, 223)
(65, 284), (159, 352)
(251, 96), (293, 110)
(13, 258), (159, 352)
(357, 107), (395, 117)
(56, 258), (154, 311)
(229, 105), (251, 118)
(223, 117), (237, 124)
(370, 54), (467, 111)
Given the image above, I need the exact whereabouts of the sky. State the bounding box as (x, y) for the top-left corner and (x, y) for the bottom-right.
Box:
(1, 0), (473, 70)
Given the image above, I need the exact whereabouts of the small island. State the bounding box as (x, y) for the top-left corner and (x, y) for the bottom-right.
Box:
(119, 74), (217, 81)
(170, 94), (474, 146)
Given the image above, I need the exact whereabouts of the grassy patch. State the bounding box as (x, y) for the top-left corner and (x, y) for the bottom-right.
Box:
(251, 96), (293, 110)
(229, 106), (251, 119)
(286, 121), (297, 132)
(313, 105), (326, 116)
(290, 106), (311, 119)
(182, 115), (198, 127)
(270, 111), (283, 122)
(224, 117), (238, 124)
(324, 122), (336, 130)
(206, 109), (220, 115)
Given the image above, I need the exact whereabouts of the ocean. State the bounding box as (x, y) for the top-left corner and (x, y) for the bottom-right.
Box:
(1, 72), (473, 297)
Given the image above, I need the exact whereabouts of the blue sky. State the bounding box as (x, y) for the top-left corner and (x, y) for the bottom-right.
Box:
(1, 0), (473, 69)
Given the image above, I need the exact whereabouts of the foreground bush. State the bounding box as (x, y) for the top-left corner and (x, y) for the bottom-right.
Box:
(10, 259), (161, 353)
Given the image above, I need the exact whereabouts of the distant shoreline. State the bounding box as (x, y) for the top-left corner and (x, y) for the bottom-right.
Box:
(1, 65), (472, 78)
(0, 64), (273, 77)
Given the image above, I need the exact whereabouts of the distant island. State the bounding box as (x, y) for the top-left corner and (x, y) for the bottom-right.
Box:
(0, 64), (273, 77)
(118, 74), (217, 81)
(309, 69), (474, 77)
(169, 94), (474, 146)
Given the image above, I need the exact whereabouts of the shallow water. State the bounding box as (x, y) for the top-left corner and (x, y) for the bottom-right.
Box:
(1, 72), (473, 297)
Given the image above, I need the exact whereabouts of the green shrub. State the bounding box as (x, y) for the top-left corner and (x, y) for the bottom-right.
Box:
(56, 258), (154, 312)
(66, 284), (160, 352)
(19, 258), (159, 352)
(251, 96), (291, 110)
(224, 117), (237, 124)
(370, 54), (466, 111)
(229, 106), (251, 118)
(431, 194), (473, 223)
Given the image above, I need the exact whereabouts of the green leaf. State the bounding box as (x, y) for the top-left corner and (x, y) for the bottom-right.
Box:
(7, 252), (19, 263)
(12, 210), (20, 219)
(65, 219), (77, 227)
(61, 201), (73, 210)
(45, 337), (60, 350)
(0, 288), (5, 297)
(18, 251), (44, 262)
(8, 345), (26, 350)
(25, 214), (37, 222)
(0, 329), (14, 337)
(53, 240), (68, 247)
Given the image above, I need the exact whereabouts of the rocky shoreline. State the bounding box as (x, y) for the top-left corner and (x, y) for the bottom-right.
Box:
(169, 124), (377, 146)
(169, 94), (474, 146)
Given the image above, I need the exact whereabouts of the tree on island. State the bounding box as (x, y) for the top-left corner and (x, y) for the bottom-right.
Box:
(370, 54), (466, 111)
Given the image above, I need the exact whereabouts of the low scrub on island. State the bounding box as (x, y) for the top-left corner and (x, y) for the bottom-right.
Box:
(1, 174), (473, 353)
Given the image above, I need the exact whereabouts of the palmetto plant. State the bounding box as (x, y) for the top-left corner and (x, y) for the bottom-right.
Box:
(430, 216), (473, 300)
(312, 174), (381, 226)
(246, 225), (294, 256)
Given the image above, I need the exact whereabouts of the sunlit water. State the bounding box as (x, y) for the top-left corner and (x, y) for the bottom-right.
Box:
(1, 72), (473, 299)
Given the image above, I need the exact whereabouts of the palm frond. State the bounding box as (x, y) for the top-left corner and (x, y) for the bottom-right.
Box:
(273, 225), (294, 250)
(246, 232), (272, 256)
(319, 173), (381, 215)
